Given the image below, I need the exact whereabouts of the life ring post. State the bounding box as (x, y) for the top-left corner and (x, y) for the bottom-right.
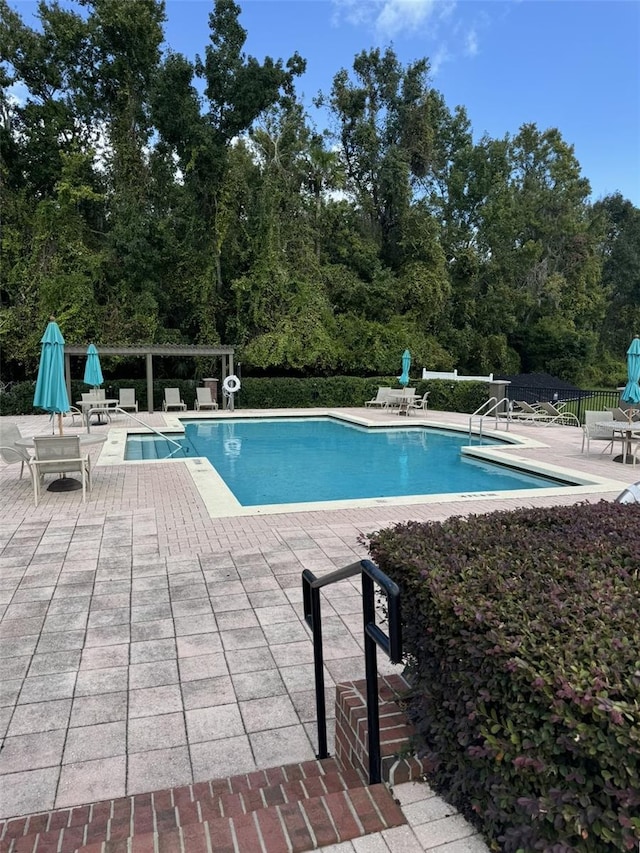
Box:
(222, 374), (241, 410)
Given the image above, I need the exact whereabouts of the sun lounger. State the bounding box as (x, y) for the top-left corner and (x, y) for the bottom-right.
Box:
(535, 401), (580, 426)
(499, 401), (549, 423)
(365, 387), (394, 407)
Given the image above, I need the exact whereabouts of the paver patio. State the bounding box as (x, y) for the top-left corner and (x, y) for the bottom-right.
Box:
(0, 407), (632, 851)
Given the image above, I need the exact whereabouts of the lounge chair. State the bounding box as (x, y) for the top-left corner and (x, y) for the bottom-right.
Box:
(31, 435), (91, 506)
(607, 406), (640, 422)
(365, 387), (394, 407)
(195, 387), (218, 410)
(504, 401), (549, 422)
(581, 411), (622, 455)
(0, 423), (32, 479)
(118, 388), (138, 413)
(535, 401), (580, 426)
(163, 387), (187, 411)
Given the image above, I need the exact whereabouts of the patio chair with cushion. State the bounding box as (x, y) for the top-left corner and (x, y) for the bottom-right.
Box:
(0, 423), (32, 479)
(195, 387), (218, 410)
(31, 435), (91, 506)
(118, 388), (138, 413)
(163, 387), (187, 411)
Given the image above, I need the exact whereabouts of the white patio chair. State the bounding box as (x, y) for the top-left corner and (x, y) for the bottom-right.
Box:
(31, 435), (91, 506)
(581, 411), (622, 455)
(408, 391), (430, 412)
(0, 423), (32, 479)
(118, 388), (138, 413)
(163, 387), (187, 411)
(195, 387), (218, 410)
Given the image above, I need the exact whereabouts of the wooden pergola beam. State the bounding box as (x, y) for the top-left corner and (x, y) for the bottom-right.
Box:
(65, 345), (235, 413)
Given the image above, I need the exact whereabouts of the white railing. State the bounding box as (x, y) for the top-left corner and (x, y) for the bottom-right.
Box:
(422, 369), (494, 382)
(86, 406), (182, 451)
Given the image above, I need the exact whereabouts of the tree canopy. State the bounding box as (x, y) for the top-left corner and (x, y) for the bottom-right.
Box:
(0, 0), (637, 385)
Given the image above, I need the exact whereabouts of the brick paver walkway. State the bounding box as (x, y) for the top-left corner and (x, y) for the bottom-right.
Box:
(0, 407), (631, 851)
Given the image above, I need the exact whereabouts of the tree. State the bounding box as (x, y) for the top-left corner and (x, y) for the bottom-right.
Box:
(151, 0), (305, 343)
(596, 194), (640, 352)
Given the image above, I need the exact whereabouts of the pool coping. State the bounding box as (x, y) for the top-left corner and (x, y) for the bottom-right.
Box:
(95, 410), (628, 519)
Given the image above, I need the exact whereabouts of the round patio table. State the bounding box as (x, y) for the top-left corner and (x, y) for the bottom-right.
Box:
(597, 420), (640, 464)
(76, 399), (119, 425)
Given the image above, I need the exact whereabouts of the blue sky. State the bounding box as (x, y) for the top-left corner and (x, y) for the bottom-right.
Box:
(9, 0), (640, 206)
(162, 0), (640, 207)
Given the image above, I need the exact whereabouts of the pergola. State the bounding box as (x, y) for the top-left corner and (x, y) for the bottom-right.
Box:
(65, 344), (235, 413)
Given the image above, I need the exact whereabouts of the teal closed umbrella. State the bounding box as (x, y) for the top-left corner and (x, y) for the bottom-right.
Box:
(621, 336), (640, 417)
(84, 344), (104, 389)
(398, 349), (411, 387)
(33, 318), (70, 435)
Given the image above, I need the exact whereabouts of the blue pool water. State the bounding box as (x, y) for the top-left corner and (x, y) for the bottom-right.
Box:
(124, 417), (568, 506)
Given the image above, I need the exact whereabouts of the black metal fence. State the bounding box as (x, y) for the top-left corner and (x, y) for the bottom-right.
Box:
(506, 386), (625, 425)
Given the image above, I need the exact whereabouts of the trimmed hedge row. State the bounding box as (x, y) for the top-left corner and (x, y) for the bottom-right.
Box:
(366, 503), (640, 852)
(0, 380), (200, 415)
(0, 377), (489, 415)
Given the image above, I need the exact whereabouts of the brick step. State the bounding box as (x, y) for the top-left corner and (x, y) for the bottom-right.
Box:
(0, 759), (406, 853)
(75, 784), (405, 853)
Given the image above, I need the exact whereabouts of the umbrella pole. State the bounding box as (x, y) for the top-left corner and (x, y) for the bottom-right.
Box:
(58, 412), (63, 435)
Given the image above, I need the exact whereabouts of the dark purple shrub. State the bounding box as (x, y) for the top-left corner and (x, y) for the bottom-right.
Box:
(366, 502), (640, 852)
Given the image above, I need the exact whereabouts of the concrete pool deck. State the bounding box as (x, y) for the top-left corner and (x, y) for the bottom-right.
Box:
(0, 407), (633, 851)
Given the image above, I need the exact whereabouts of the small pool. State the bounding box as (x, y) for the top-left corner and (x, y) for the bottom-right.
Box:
(124, 417), (569, 506)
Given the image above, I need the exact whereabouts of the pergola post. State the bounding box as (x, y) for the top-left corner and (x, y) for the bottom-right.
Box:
(146, 353), (154, 413)
(65, 353), (72, 404)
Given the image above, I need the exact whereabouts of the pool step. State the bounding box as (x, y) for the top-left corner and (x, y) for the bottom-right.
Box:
(0, 758), (406, 853)
(125, 435), (187, 461)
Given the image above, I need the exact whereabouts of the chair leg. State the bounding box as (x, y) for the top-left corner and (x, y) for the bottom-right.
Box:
(32, 468), (40, 507)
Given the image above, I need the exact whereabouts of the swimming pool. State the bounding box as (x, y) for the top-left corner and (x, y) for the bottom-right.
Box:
(124, 417), (569, 506)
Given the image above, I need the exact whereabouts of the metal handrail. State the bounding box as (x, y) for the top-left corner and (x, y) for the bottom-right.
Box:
(302, 559), (402, 785)
(85, 406), (183, 451)
(469, 396), (511, 439)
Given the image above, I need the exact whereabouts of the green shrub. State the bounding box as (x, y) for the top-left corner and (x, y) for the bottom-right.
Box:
(366, 503), (640, 852)
(0, 376), (490, 414)
(0, 381), (37, 415)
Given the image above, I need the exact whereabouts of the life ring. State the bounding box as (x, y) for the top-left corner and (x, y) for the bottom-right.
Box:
(223, 374), (241, 394)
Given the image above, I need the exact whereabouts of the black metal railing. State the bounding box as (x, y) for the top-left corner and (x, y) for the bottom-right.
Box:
(302, 559), (402, 785)
(506, 386), (624, 424)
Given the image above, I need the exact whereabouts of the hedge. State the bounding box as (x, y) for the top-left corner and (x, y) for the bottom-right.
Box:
(366, 503), (640, 852)
(0, 377), (489, 415)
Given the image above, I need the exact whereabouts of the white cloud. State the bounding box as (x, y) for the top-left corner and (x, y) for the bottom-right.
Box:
(430, 45), (450, 76)
(332, 0), (452, 38)
(465, 27), (478, 57)
(331, 0), (484, 77)
(375, 0), (439, 39)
